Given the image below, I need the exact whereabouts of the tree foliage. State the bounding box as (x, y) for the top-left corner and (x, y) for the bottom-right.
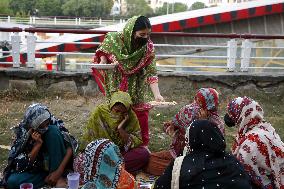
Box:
(155, 2), (187, 16)
(125, 0), (153, 17)
(35, 0), (64, 16)
(9, 0), (36, 16)
(190, 1), (206, 10)
(0, 0), (11, 15)
(62, 0), (113, 17)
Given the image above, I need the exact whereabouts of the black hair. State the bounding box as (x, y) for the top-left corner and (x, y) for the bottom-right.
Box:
(133, 16), (151, 32)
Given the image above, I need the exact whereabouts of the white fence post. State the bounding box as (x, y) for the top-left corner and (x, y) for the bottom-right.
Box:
(11, 33), (21, 68)
(227, 39), (237, 72)
(29, 16), (32, 24)
(75, 18), (78, 25)
(26, 33), (37, 68)
(33, 16), (36, 24)
(99, 18), (102, 25)
(54, 17), (57, 25)
(240, 39), (253, 72)
(78, 18), (81, 25)
(7, 16), (11, 23)
(176, 57), (183, 72)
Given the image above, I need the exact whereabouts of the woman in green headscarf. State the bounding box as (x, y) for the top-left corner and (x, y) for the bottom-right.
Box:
(92, 15), (164, 147)
(80, 91), (150, 175)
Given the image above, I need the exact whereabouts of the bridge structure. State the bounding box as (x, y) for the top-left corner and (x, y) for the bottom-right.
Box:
(0, 0), (284, 72)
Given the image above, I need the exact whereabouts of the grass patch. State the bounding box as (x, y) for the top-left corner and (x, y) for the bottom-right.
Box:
(0, 118), (13, 146)
(0, 149), (8, 172)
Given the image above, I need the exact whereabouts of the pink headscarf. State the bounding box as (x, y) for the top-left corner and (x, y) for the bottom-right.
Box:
(228, 96), (284, 188)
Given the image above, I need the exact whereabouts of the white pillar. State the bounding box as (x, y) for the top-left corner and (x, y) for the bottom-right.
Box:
(240, 39), (253, 72)
(26, 33), (37, 68)
(11, 33), (21, 68)
(7, 16), (11, 23)
(227, 39), (237, 72)
(54, 17), (57, 25)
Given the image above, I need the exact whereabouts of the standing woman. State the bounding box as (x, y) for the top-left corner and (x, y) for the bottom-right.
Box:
(93, 15), (164, 146)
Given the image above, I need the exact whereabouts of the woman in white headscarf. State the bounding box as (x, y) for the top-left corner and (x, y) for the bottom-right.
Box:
(225, 96), (284, 188)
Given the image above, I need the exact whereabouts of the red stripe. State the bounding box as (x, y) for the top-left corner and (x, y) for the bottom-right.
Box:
(220, 12), (232, 22)
(188, 18), (200, 28)
(80, 38), (97, 49)
(99, 35), (105, 42)
(169, 21), (182, 31)
(203, 15), (216, 25)
(254, 6), (266, 16)
(237, 9), (249, 20)
(64, 44), (77, 52)
(152, 24), (164, 32)
(272, 4), (283, 13)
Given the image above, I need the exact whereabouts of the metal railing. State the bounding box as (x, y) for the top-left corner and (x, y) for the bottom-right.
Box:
(0, 16), (122, 26)
(1, 27), (284, 72)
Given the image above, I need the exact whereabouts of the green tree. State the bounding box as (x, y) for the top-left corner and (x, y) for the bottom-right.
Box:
(9, 0), (37, 16)
(155, 2), (187, 16)
(62, 0), (113, 17)
(35, 0), (64, 16)
(125, 0), (153, 17)
(0, 0), (11, 15)
(190, 1), (206, 10)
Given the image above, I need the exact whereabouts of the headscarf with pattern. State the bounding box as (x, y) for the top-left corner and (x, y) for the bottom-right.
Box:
(172, 103), (200, 130)
(194, 88), (225, 135)
(11, 104), (52, 158)
(227, 96), (284, 188)
(164, 103), (200, 157)
(195, 88), (219, 112)
(82, 139), (123, 189)
(92, 16), (157, 105)
(21, 103), (51, 130)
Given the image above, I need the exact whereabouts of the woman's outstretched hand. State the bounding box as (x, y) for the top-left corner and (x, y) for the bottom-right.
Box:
(155, 94), (165, 102)
(93, 55), (108, 64)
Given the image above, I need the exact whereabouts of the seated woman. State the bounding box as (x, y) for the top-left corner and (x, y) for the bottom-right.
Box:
(145, 88), (224, 176)
(154, 120), (251, 189)
(81, 91), (149, 175)
(2, 103), (78, 189)
(75, 139), (135, 189)
(145, 103), (200, 176)
(194, 87), (224, 135)
(225, 96), (284, 188)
